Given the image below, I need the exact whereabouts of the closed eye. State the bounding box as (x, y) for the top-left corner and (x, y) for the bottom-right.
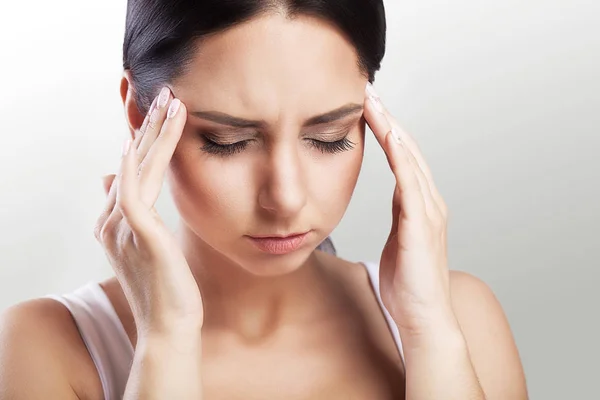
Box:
(200, 137), (250, 156)
(197, 131), (356, 156)
(307, 137), (356, 154)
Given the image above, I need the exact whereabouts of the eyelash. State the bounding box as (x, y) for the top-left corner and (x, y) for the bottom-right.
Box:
(199, 134), (356, 156)
(308, 137), (356, 154)
(201, 139), (248, 156)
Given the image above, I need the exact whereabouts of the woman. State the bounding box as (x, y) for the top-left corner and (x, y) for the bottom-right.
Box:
(0, 1), (528, 399)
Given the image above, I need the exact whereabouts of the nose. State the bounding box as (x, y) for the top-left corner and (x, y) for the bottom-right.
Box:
(258, 143), (307, 218)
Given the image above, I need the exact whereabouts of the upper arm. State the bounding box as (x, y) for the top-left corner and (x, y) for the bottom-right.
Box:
(0, 300), (80, 400)
(449, 270), (529, 400)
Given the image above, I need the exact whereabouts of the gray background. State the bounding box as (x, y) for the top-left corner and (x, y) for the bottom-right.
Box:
(0, 0), (598, 398)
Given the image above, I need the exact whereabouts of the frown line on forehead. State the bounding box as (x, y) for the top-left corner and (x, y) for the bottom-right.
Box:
(188, 103), (364, 129)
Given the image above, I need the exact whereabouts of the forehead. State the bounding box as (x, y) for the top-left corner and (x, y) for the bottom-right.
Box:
(172, 13), (365, 123)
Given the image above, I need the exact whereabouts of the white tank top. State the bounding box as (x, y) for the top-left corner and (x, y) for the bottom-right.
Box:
(43, 261), (404, 400)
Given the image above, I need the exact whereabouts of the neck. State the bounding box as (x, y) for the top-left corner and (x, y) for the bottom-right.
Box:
(176, 222), (339, 342)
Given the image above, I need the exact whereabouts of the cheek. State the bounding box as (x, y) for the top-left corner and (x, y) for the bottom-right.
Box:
(309, 135), (364, 214)
(167, 151), (253, 229)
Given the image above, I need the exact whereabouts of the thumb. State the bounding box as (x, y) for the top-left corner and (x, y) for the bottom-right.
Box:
(101, 174), (116, 196)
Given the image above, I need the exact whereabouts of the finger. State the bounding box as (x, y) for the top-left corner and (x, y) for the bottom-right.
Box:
(138, 96), (158, 138)
(137, 87), (172, 164)
(382, 110), (446, 217)
(102, 175), (116, 196)
(96, 90), (166, 242)
(95, 172), (120, 242)
(364, 83), (444, 221)
(362, 86), (407, 183)
(402, 140), (442, 222)
(105, 172), (118, 216)
(130, 96), (156, 164)
(363, 83), (392, 150)
(116, 138), (152, 234)
(138, 98), (186, 207)
(383, 128), (426, 219)
(363, 83), (426, 218)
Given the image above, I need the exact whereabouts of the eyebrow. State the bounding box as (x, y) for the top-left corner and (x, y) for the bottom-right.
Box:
(189, 103), (363, 129)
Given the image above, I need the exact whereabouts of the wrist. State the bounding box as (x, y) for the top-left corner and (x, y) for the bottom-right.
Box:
(401, 322), (466, 353)
(137, 330), (203, 356)
(395, 307), (464, 348)
(137, 319), (203, 350)
(136, 313), (203, 338)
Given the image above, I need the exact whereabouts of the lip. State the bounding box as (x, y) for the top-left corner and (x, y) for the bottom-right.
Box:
(250, 232), (308, 239)
(247, 231), (310, 254)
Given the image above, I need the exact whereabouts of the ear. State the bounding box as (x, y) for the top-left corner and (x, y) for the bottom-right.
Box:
(120, 70), (145, 141)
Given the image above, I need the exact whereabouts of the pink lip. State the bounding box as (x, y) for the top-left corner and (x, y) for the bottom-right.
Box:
(247, 232), (310, 255)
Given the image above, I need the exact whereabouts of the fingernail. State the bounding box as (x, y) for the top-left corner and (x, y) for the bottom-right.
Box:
(369, 95), (385, 114)
(391, 128), (402, 144)
(122, 139), (131, 156)
(167, 98), (181, 119)
(366, 83), (384, 114)
(157, 87), (170, 109)
(366, 82), (378, 98)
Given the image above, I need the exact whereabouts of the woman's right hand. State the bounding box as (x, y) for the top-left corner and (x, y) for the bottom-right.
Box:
(94, 87), (203, 338)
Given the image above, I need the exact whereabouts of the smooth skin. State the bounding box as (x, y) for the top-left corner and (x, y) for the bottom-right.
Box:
(0, 13), (527, 400)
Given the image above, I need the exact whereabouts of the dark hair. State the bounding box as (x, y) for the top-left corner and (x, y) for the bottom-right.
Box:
(122, 0), (387, 256)
(123, 0), (387, 115)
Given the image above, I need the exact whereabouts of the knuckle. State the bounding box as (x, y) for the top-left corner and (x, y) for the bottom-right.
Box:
(117, 199), (141, 230)
(94, 209), (111, 241)
(138, 159), (148, 175)
(147, 116), (158, 131)
(99, 220), (116, 243)
(117, 199), (132, 220)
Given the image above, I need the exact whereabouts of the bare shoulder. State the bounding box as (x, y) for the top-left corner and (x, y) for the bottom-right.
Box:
(449, 270), (529, 399)
(0, 298), (103, 400)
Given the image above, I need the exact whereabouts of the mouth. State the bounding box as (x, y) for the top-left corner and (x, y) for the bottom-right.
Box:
(246, 231), (311, 255)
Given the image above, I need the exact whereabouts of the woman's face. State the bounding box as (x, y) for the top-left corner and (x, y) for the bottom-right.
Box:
(166, 14), (368, 275)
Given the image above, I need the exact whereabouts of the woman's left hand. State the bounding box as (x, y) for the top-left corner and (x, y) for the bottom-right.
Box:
(363, 83), (458, 337)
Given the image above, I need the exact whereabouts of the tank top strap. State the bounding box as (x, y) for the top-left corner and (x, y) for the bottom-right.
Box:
(360, 261), (405, 363)
(44, 282), (134, 400)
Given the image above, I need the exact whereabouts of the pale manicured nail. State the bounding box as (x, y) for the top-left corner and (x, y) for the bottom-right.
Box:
(366, 83), (384, 114)
(366, 82), (378, 98)
(157, 87), (170, 109)
(369, 95), (385, 114)
(167, 98), (181, 119)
